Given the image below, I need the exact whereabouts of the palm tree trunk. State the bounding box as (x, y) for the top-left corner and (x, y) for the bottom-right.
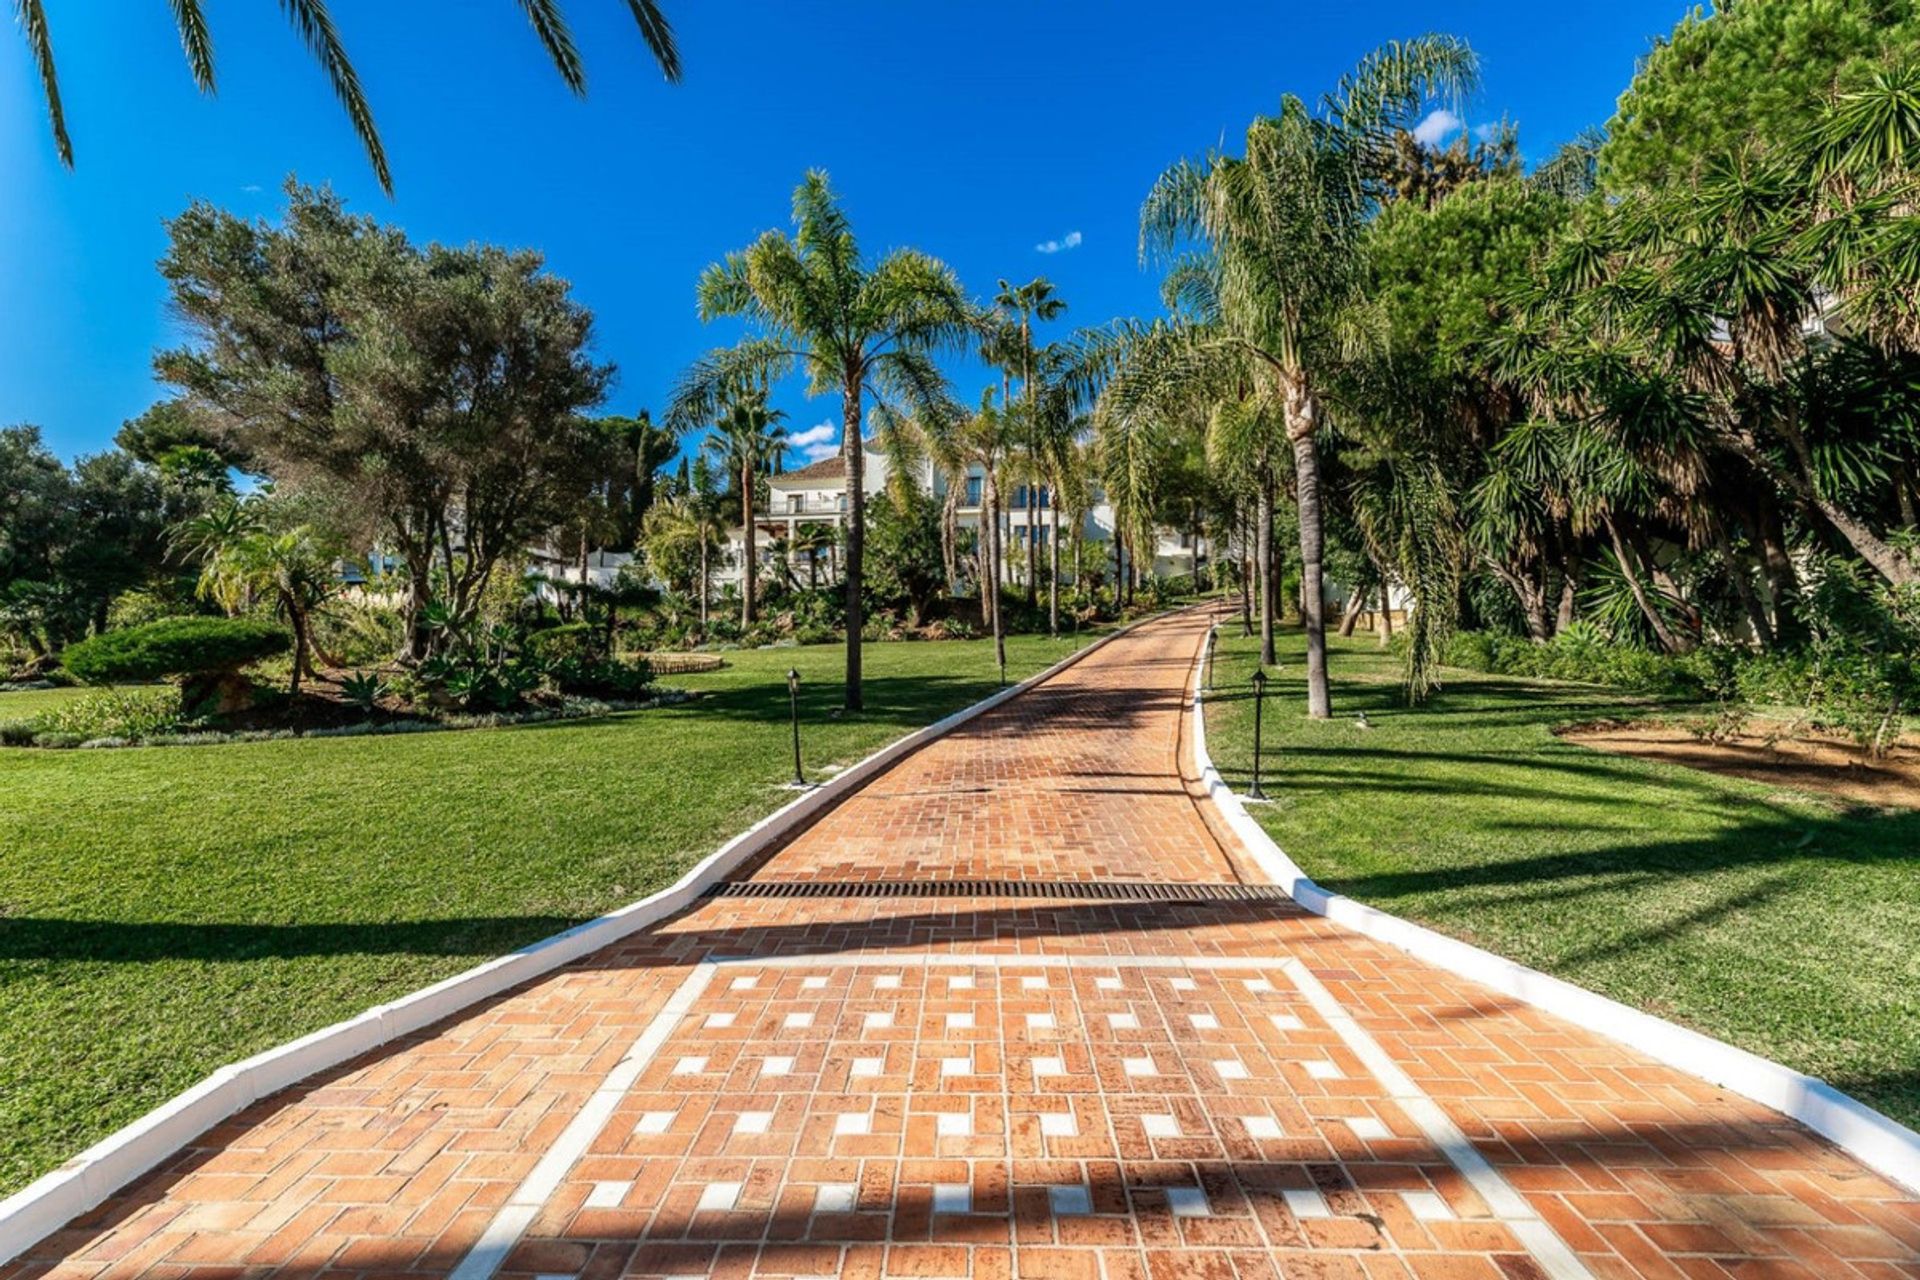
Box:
(741, 465), (757, 626)
(1286, 393), (1331, 719)
(1379, 580), (1394, 648)
(984, 467), (1006, 671)
(1048, 490), (1061, 638)
(1025, 480), (1039, 609)
(942, 479), (960, 596)
(1238, 508), (1253, 636)
(1256, 476), (1276, 668)
(841, 381), (865, 711)
(698, 537), (709, 629)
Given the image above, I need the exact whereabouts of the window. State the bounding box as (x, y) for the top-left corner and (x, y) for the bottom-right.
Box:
(836, 493), (847, 512)
(965, 475), (983, 507)
(788, 494), (803, 514)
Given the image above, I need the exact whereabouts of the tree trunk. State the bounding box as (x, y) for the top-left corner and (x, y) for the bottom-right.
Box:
(1048, 491), (1061, 638)
(842, 381), (865, 711)
(289, 610), (307, 696)
(1379, 580), (1394, 647)
(1285, 379), (1331, 720)
(698, 537), (709, 629)
(1603, 514), (1683, 654)
(1256, 478), (1277, 668)
(577, 527), (591, 625)
(1770, 417), (1920, 585)
(1239, 508), (1253, 637)
(1025, 483), (1039, 609)
(741, 465), (757, 626)
(983, 467), (1001, 635)
(1715, 527), (1775, 649)
(942, 478), (960, 596)
(1338, 590), (1365, 638)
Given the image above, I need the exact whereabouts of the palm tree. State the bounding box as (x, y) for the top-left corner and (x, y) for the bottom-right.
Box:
(179, 499), (344, 695)
(1119, 35), (1479, 718)
(994, 278), (1069, 609)
(17, 0), (681, 194)
(949, 389), (1017, 673)
(667, 171), (973, 710)
(640, 489), (725, 631)
(792, 522), (836, 589)
(701, 388), (789, 626)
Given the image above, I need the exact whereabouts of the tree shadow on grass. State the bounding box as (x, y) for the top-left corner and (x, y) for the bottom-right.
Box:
(0, 915), (584, 966)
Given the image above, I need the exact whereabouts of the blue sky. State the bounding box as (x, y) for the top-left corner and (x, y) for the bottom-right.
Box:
(2, 0), (1693, 465)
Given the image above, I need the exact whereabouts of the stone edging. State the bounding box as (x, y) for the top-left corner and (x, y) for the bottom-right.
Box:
(0, 618), (1154, 1264)
(1187, 620), (1920, 1195)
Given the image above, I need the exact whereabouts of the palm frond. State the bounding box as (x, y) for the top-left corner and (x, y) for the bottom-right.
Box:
(516, 0), (586, 94)
(620, 0), (682, 82)
(16, 0), (70, 167)
(169, 0), (217, 91)
(277, 0), (390, 194)
(666, 338), (800, 433)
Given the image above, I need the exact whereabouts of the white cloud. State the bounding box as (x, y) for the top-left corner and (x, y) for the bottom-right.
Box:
(1034, 229), (1083, 255)
(788, 421), (838, 463)
(1412, 108), (1463, 148)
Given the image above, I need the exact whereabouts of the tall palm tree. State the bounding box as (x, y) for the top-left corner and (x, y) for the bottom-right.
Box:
(1119, 35), (1479, 718)
(994, 278), (1069, 608)
(701, 388), (788, 626)
(668, 171), (972, 710)
(17, 0), (681, 194)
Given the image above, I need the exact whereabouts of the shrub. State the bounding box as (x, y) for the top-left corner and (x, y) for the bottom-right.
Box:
(526, 623), (598, 663)
(32, 686), (183, 740)
(548, 654), (654, 699)
(62, 617), (291, 715)
(0, 720), (36, 747)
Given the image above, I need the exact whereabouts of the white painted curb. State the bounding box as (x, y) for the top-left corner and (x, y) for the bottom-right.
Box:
(1189, 621), (1920, 1195)
(0, 616), (1160, 1264)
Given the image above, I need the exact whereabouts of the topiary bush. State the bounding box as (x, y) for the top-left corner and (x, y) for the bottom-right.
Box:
(61, 617), (291, 714)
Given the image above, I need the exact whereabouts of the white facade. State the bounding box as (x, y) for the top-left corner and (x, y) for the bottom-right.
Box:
(528, 443), (1204, 603)
(710, 444), (1199, 592)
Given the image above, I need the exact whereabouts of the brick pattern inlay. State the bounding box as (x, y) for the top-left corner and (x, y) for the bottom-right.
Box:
(6, 609), (1916, 1280)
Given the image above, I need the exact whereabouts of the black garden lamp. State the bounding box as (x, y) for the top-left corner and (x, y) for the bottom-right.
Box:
(786, 667), (805, 787)
(1205, 627), (1218, 694)
(1249, 666), (1269, 801)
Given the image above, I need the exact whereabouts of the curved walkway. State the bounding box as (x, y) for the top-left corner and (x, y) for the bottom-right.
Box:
(7, 609), (1916, 1280)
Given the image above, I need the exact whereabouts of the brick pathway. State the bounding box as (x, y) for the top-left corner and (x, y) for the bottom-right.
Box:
(7, 610), (1916, 1280)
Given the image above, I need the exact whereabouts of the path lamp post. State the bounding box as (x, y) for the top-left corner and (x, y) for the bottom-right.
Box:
(1249, 666), (1268, 801)
(1205, 627), (1218, 695)
(786, 668), (805, 787)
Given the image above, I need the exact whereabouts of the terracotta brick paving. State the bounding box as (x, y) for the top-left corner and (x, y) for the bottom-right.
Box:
(5, 609), (1915, 1280)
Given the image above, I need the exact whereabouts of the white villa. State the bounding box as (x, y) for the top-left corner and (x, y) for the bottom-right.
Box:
(543, 440), (1204, 599)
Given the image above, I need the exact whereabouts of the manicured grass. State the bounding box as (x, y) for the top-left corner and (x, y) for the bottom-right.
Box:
(0, 685), (88, 721)
(1204, 627), (1920, 1129)
(0, 631), (1102, 1195)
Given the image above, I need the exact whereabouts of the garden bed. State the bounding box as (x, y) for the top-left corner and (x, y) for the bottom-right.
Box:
(1561, 719), (1920, 810)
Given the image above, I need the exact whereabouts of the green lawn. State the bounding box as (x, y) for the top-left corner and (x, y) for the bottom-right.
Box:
(0, 631), (1101, 1195)
(0, 685), (89, 721)
(1204, 627), (1920, 1130)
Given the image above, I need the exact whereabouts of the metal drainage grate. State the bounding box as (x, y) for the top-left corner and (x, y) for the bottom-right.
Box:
(705, 879), (1296, 903)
